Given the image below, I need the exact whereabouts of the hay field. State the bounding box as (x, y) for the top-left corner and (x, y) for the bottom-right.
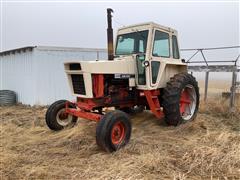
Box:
(1, 92), (240, 179)
(1, 99), (239, 179)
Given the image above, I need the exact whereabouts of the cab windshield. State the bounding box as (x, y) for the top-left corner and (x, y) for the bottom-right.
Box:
(115, 30), (149, 55)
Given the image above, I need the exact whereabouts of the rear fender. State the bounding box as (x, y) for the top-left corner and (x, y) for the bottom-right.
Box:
(156, 64), (187, 88)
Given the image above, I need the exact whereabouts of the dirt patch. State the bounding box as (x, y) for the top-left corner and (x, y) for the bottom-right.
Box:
(0, 99), (240, 179)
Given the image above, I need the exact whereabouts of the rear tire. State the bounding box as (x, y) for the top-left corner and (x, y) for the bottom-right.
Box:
(96, 110), (131, 152)
(162, 73), (199, 126)
(45, 100), (78, 131)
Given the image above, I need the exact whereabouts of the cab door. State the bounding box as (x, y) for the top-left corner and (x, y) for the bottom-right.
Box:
(135, 37), (149, 88)
(136, 54), (147, 86)
(150, 29), (171, 87)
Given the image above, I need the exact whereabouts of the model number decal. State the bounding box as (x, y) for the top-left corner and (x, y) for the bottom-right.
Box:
(114, 74), (135, 79)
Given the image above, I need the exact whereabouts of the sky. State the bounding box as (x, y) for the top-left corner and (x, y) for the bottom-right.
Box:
(0, 1), (239, 80)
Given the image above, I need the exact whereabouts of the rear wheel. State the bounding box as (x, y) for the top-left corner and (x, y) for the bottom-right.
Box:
(96, 110), (131, 152)
(162, 73), (199, 126)
(45, 100), (78, 131)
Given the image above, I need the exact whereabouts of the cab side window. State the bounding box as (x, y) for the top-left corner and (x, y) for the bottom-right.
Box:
(152, 30), (170, 58)
(172, 35), (180, 59)
(151, 61), (160, 84)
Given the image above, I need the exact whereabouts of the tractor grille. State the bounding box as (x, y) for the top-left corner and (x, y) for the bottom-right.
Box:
(71, 74), (86, 95)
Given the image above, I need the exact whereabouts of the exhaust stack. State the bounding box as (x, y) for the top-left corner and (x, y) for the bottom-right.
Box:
(107, 8), (114, 60)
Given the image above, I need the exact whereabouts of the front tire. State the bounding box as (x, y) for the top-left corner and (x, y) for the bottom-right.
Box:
(45, 100), (77, 131)
(162, 73), (199, 126)
(96, 110), (131, 152)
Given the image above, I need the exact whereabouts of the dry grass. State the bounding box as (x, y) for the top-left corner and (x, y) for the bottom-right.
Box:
(0, 98), (240, 180)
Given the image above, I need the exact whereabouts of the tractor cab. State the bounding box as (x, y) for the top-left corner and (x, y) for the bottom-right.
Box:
(114, 22), (186, 90)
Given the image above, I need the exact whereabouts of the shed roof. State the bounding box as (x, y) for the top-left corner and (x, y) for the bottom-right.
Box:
(0, 46), (36, 56)
(0, 46), (107, 56)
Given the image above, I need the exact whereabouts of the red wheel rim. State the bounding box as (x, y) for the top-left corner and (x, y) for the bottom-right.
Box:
(111, 121), (125, 145)
(59, 111), (68, 120)
(180, 88), (191, 115)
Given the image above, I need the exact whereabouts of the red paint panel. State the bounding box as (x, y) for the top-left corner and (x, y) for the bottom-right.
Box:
(66, 108), (102, 121)
(65, 101), (102, 121)
(180, 89), (191, 114)
(93, 74), (104, 98)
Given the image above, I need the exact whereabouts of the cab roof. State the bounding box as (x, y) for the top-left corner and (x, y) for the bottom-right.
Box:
(117, 22), (177, 34)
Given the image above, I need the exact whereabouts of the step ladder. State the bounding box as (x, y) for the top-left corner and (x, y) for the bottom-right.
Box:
(144, 90), (164, 119)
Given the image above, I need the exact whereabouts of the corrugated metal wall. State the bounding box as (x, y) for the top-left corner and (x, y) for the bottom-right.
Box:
(0, 49), (35, 105)
(0, 55), (3, 89)
(0, 47), (107, 105)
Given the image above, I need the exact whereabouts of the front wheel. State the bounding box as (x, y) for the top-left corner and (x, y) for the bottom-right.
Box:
(45, 100), (78, 131)
(96, 110), (131, 152)
(162, 73), (200, 126)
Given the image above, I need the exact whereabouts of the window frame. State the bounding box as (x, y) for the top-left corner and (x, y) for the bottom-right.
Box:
(152, 30), (170, 58)
(136, 55), (146, 85)
(172, 35), (180, 59)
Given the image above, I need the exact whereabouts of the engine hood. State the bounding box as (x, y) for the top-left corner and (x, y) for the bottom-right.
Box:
(65, 56), (136, 75)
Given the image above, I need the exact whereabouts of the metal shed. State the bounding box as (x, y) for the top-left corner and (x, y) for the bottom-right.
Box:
(0, 46), (107, 106)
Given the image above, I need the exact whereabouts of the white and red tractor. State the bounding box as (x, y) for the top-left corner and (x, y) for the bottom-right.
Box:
(45, 9), (199, 152)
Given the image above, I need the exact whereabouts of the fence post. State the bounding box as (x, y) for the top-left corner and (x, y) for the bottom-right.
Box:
(204, 71), (209, 101)
(96, 51), (99, 60)
(230, 70), (237, 109)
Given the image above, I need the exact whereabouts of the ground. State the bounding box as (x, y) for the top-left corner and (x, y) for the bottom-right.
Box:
(1, 96), (239, 180)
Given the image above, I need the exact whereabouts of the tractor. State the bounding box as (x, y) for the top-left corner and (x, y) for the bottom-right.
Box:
(45, 9), (199, 152)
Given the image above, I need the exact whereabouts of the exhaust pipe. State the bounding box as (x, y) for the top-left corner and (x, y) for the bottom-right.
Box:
(107, 8), (114, 60)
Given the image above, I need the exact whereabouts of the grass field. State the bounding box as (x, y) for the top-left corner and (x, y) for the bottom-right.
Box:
(1, 82), (240, 179)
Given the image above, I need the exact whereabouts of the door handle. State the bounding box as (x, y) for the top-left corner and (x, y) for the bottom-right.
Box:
(143, 61), (149, 67)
